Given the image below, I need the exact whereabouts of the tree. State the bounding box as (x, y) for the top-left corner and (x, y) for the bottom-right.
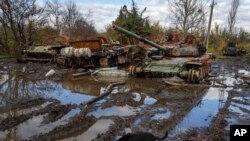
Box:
(0, 0), (46, 49)
(228, 0), (239, 34)
(61, 0), (97, 39)
(106, 0), (152, 43)
(46, 0), (64, 35)
(168, 0), (207, 37)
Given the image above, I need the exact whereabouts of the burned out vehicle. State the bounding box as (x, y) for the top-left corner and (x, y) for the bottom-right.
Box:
(58, 37), (128, 68)
(17, 35), (70, 62)
(223, 41), (247, 56)
(113, 24), (214, 83)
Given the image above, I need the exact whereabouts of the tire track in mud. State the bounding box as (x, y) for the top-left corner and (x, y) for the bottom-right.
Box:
(0, 98), (46, 113)
(27, 115), (97, 141)
(0, 99), (60, 131)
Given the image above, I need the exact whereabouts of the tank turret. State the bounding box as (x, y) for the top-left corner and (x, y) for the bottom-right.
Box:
(113, 24), (206, 57)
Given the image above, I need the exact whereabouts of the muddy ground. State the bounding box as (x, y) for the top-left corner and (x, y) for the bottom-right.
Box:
(0, 56), (249, 141)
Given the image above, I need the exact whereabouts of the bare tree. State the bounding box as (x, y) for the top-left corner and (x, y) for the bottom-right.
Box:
(0, 0), (46, 50)
(168, 0), (207, 37)
(228, 0), (239, 34)
(46, 0), (64, 34)
(62, 0), (81, 36)
(61, 0), (97, 39)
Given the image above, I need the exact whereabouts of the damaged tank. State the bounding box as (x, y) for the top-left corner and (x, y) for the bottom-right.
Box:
(17, 35), (70, 62)
(113, 24), (214, 83)
(223, 41), (247, 56)
(58, 36), (128, 68)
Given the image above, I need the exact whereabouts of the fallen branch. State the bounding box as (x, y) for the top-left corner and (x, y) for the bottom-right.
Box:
(80, 81), (125, 107)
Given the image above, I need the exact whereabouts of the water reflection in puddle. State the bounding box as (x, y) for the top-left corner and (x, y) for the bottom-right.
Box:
(144, 96), (157, 105)
(229, 102), (250, 115)
(171, 87), (228, 134)
(0, 108), (80, 140)
(63, 119), (114, 141)
(88, 105), (139, 118)
(238, 70), (250, 75)
(44, 83), (95, 105)
(151, 111), (171, 121)
(132, 92), (141, 102)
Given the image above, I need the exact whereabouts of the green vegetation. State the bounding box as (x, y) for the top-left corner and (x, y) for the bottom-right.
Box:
(0, 0), (250, 57)
(105, 0), (165, 44)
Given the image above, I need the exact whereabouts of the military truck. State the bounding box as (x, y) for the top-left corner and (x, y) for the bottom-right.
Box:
(113, 24), (214, 83)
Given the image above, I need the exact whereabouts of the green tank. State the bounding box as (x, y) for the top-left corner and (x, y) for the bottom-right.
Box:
(18, 35), (69, 62)
(113, 24), (214, 83)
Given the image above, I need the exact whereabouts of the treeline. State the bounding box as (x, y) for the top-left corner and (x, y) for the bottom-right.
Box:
(0, 0), (98, 55)
(105, 0), (250, 53)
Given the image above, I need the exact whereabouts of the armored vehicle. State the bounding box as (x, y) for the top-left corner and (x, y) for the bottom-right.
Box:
(17, 35), (69, 62)
(113, 24), (214, 83)
(223, 41), (246, 56)
(58, 36), (129, 68)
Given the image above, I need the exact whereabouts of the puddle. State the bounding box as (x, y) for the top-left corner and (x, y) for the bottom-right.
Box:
(144, 96), (157, 105)
(44, 83), (95, 105)
(225, 100), (250, 131)
(0, 108), (80, 140)
(134, 118), (142, 125)
(88, 105), (139, 118)
(233, 97), (250, 103)
(63, 119), (114, 141)
(132, 92), (141, 102)
(229, 101), (250, 116)
(151, 111), (171, 121)
(0, 72), (99, 105)
(171, 87), (228, 134)
(238, 70), (250, 75)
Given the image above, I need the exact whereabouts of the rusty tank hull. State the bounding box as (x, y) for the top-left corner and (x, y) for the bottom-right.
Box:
(57, 37), (129, 68)
(113, 24), (214, 83)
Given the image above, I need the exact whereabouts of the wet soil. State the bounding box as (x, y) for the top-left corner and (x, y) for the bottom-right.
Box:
(0, 56), (249, 141)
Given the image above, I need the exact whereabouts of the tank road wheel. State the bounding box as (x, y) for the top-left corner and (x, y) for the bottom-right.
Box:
(191, 69), (195, 83)
(188, 69), (202, 83)
(187, 69), (192, 83)
(194, 69), (202, 83)
(188, 69), (194, 83)
(128, 65), (136, 75)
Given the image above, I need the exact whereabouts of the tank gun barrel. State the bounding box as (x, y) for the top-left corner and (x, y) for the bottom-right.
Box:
(112, 24), (167, 52)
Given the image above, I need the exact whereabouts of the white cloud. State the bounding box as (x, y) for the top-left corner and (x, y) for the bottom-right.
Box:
(75, 0), (250, 32)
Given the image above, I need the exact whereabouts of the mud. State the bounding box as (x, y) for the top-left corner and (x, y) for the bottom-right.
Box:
(0, 99), (59, 131)
(29, 115), (97, 141)
(0, 98), (46, 114)
(0, 56), (250, 141)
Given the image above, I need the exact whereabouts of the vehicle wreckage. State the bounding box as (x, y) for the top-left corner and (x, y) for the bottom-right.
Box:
(58, 36), (128, 68)
(223, 41), (247, 56)
(17, 35), (70, 62)
(113, 24), (214, 83)
(17, 35), (129, 68)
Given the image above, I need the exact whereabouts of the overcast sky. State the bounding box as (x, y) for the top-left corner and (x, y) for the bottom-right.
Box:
(57, 0), (250, 33)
